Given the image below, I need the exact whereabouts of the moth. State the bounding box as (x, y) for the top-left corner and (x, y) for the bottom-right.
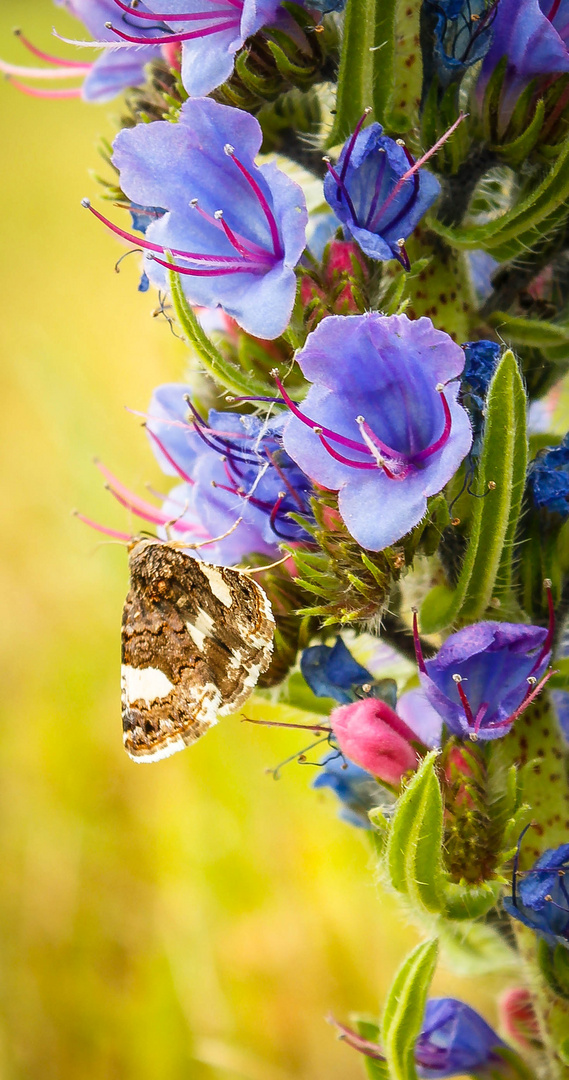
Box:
(121, 539), (275, 762)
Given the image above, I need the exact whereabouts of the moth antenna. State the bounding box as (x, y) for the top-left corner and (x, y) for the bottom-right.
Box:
(163, 500), (190, 541)
(166, 515), (244, 551)
(239, 552), (290, 575)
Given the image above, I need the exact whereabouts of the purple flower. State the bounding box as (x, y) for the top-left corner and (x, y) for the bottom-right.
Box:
(504, 839), (569, 947)
(281, 313), (472, 551)
(420, 0), (497, 97)
(142, 383), (314, 564)
(300, 637), (377, 704)
(101, 0), (285, 97)
(0, 0), (162, 103)
(323, 116), (441, 269)
(336, 998), (507, 1078)
(95, 97), (307, 339)
(477, 0), (569, 129)
(528, 433), (569, 517)
(312, 752), (387, 829)
(413, 612), (554, 741)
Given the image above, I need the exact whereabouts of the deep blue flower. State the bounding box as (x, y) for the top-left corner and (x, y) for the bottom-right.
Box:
(100, 0), (285, 97)
(0, 0), (162, 102)
(460, 339), (501, 453)
(504, 841), (569, 947)
(281, 313), (472, 551)
(336, 998), (507, 1078)
(99, 97), (307, 339)
(301, 638), (375, 704)
(312, 752), (387, 829)
(413, 614), (553, 741)
(477, 0), (569, 129)
(323, 117), (441, 269)
(421, 0), (497, 96)
(143, 383), (314, 563)
(528, 433), (569, 517)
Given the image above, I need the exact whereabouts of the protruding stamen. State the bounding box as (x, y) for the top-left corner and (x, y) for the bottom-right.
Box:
(13, 28), (92, 68)
(339, 107), (373, 184)
(144, 424), (195, 484)
(412, 609), (427, 673)
(412, 389), (453, 463)
(112, 0), (242, 18)
(529, 578), (555, 676)
(104, 18), (240, 46)
(272, 372), (371, 455)
(5, 80), (83, 98)
(376, 113), (466, 223)
(224, 146), (283, 259)
(324, 159), (359, 226)
(73, 510), (132, 542)
(355, 415), (409, 476)
(452, 673), (475, 726)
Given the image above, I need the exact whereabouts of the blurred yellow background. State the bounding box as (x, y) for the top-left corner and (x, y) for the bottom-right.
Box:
(0, 4), (513, 1077)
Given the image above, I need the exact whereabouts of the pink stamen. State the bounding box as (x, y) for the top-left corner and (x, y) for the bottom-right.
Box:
(357, 417), (408, 469)
(317, 432), (377, 471)
(73, 510), (132, 542)
(455, 678), (475, 726)
(82, 199), (262, 268)
(548, 0), (562, 20)
(105, 20), (240, 45)
(324, 160), (359, 226)
(113, 0), (242, 17)
(144, 425), (195, 484)
(150, 253), (261, 277)
(473, 702), (489, 735)
(266, 451), (305, 510)
(225, 146), (283, 259)
(7, 80), (83, 98)
(191, 202), (271, 260)
(272, 373), (370, 455)
(377, 113), (466, 222)
(412, 610), (426, 673)
(412, 390), (452, 463)
(488, 669), (558, 730)
(95, 459), (205, 533)
(270, 493), (287, 530)
(14, 28), (92, 68)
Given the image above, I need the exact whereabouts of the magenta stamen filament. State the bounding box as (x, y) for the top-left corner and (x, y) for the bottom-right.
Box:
(105, 19), (240, 46)
(82, 199), (275, 277)
(339, 108), (371, 184)
(191, 202), (270, 260)
(455, 678), (475, 726)
(15, 29), (93, 69)
(7, 81), (83, 98)
(95, 460), (207, 534)
(112, 0), (242, 18)
(376, 113), (466, 222)
(548, 0), (562, 21)
(225, 146), (283, 259)
(74, 511), (132, 543)
(144, 425), (195, 484)
(529, 580), (555, 676)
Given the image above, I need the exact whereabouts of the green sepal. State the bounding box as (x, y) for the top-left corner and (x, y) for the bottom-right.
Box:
(489, 98), (546, 167)
(380, 939), (438, 1080)
(352, 1019), (390, 1080)
(420, 349), (527, 633)
(428, 133), (569, 260)
(167, 266), (273, 397)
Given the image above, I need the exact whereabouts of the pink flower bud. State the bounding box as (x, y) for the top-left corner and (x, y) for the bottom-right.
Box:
(499, 987), (540, 1050)
(330, 698), (418, 786)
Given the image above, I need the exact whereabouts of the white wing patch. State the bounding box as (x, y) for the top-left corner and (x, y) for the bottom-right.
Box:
(199, 564), (233, 607)
(185, 607), (215, 651)
(121, 664), (174, 706)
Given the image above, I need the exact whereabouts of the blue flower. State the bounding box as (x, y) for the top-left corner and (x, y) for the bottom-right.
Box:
(104, 97), (307, 339)
(414, 617), (553, 741)
(528, 434), (569, 517)
(101, 0), (285, 97)
(312, 752), (387, 829)
(477, 0), (569, 129)
(336, 998), (507, 1078)
(323, 118), (441, 269)
(0, 1), (162, 102)
(421, 0), (497, 96)
(504, 841), (569, 947)
(460, 339), (501, 454)
(281, 313), (472, 551)
(144, 383), (314, 564)
(300, 637), (375, 704)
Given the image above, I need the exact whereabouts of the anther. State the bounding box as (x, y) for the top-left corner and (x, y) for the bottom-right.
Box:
(224, 143), (235, 155)
(396, 138), (405, 146)
(545, 894), (553, 902)
(527, 677), (537, 686)
(81, 197), (91, 208)
(435, 383), (444, 393)
(452, 673), (463, 683)
(451, 516), (461, 526)
(361, 683), (372, 693)
(314, 426), (323, 435)
(488, 480), (496, 490)
(214, 210), (224, 219)
(544, 577), (552, 588)
(190, 198), (198, 208)
(397, 238), (405, 247)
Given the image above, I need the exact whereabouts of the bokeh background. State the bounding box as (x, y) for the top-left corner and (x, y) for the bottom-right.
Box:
(0, 3), (524, 1077)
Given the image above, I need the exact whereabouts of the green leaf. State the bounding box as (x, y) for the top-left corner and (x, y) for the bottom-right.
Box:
(327, 0), (397, 147)
(167, 266), (272, 397)
(420, 350), (527, 632)
(385, 752), (444, 911)
(489, 98), (546, 167)
(380, 939), (438, 1080)
(428, 134), (569, 260)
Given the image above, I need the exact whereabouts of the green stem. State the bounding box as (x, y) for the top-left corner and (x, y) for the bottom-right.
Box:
(167, 265), (273, 397)
(493, 697), (569, 1079)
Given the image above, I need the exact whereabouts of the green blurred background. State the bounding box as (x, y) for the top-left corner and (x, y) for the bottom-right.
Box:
(0, 4), (513, 1077)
